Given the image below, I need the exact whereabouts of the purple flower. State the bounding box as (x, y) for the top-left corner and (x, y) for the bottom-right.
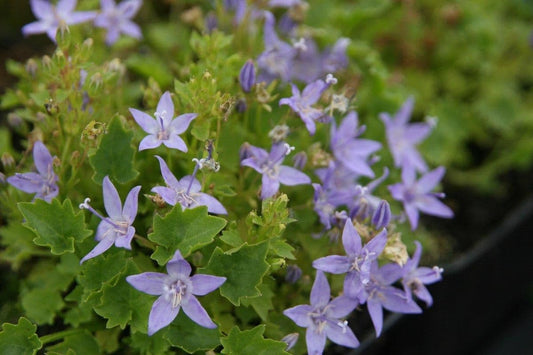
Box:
(290, 38), (323, 83)
(129, 91), (197, 151)
(283, 271), (359, 355)
(126, 249), (226, 335)
(223, 0), (247, 25)
(388, 166), (453, 230)
(361, 262), (422, 336)
(380, 97), (432, 172)
(313, 220), (388, 301)
(279, 79), (331, 135)
(322, 38), (350, 74)
(94, 0), (142, 45)
(399, 241), (443, 306)
(347, 168), (389, 220)
(257, 12), (296, 83)
(7, 141), (59, 202)
(239, 60), (255, 93)
(22, 0), (97, 43)
(330, 111), (381, 177)
(371, 200), (391, 230)
(152, 156), (227, 214)
(241, 142), (311, 199)
(79, 176), (141, 264)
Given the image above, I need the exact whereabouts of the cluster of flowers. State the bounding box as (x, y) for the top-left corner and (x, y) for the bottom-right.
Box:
(7, 90), (228, 336)
(23, 0), (142, 45)
(8, 1), (454, 354)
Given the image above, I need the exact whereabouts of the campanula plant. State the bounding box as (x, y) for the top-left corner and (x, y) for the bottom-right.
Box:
(0, 1), (455, 354)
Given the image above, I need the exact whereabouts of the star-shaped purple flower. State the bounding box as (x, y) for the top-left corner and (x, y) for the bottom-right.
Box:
(313, 220), (388, 301)
(284, 271), (359, 354)
(7, 141), (59, 202)
(94, 0), (143, 45)
(279, 79), (331, 135)
(241, 142), (311, 199)
(126, 250), (226, 335)
(152, 156), (227, 214)
(22, 0), (97, 43)
(361, 261), (422, 336)
(388, 166), (453, 230)
(380, 97), (432, 173)
(330, 111), (381, 177)
(79, 176), (141, 264)
(399, 241), (443, 306)
(129, 91), (197, 151)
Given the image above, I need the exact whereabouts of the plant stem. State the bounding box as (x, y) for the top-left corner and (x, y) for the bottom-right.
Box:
(134, 234), (156, 250)
(40, 329), (84, 345)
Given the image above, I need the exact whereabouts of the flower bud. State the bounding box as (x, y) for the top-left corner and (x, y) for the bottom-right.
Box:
(239, 60), (255, 93)
(292, 151), (307, 170)
(281, 333), (299, 351)
(1, 153), (15, 168)
(285, 265), (302, 284)
(372, 200), (391, 230)
(25, 59), (38, 77)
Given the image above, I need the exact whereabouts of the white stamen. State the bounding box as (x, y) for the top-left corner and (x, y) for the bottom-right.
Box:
(293, 38), (307, 51)
(79, 197), (91, 209)
(433, 266), (444, 274)
(337, 320), (348, 333)
(284, 143), (295, 155)
(326, 73), (338, 85)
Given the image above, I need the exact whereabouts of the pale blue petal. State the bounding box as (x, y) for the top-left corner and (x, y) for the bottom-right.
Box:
(80, 237), (115, 264)
(103, 176), (122, 220)
(148, 295), (180, 335)
(126, 272), (168, 295)
(306, 327), (327, 355)
(312, 255), (350, 274)
(190, 274), (226, 296)
(310, 271), (330, 308)
(283, 305), (312, 327)
(182, 295), (216, 328)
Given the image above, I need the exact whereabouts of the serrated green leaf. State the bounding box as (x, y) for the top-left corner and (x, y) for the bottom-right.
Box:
(0, 317), (41, 355)
(0, 90), (20, 109)
(89, 117), (138, 184)
(64, 286), (94, 327)
(220, 325), (289, 355)
(78, 250), (129, 294)
(241, 282), (274, 322)
(93, 260), (153, 332)
(21, 288), (64, 325)
(202, 242), (269, 306)
(191, 119), (210, 141)
(94, 328), (121, 354)
(163, 311), (220, 353)
(45, 330), (100, 355)
(269, 238), (295, 259)
(148, 206), (226, 265)
(18, 199), (92, 255)
(128, 331), (170, 355)
(0, 222), (42, 269)
(219, 228), (243, 248)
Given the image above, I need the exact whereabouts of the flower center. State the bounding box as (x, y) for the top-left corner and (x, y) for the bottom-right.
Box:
(155, 110), (170, 140)
(167, 279), (187, 308)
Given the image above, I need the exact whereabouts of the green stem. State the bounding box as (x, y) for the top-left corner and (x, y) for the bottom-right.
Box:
(134, 234), (157, 250)
(40, 329), (84, 345)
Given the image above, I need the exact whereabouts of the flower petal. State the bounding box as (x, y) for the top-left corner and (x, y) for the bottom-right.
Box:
(80, 237), (115, 264)
(148, 295), (180, 335)
(122, 186), (141, 222)
(157, 92), (174, 124)
(139, 134), (162, 151)
(194, 193), (227, 215)
(155, 156), (180, 188)
(33, 141), (54, 177)
(170, 113), (197, 135)
(367, 297), (383, 336)
(415, 196), (453, 219)
(129, 108), (158, 134)
(151, 186), (177, 206)
(306, 327), (327, 355)
(182, 295), (216, 328)
(417, 166), (445, 193)
(310, 271), (330, 308)
(326, 295), (357, 318)
(325, 321), (359, 348)
(278, 166), (311, 185)
(312, 255), (350, 274)
(22, 21), (49, 36)
(283, 305), (312, 327)
(103, 176), (122, 220)
(261, 175), (280, 199)
(126, 272), (168, 295)
(114, 226), (135, 249)
(7, 173), (43, 193)
(380, 287), (422, 314)
(342, 220), (362, 256)
(30, 0), (52, 19)
(190, 274), (226, 296)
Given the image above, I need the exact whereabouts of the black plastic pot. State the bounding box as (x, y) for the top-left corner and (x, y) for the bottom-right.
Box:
(331, 194), (533, 355)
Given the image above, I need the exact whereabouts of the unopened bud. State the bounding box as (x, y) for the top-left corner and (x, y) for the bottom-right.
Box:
(239, 60), (256, 93)
(281, 333), (299, 351)
(42, 55), (52, 69)
(25, 59), (38, 77)
(372, 200), (391, 230)
(70, 150), (80, 166)
(268, 124), (289, 142)
(1, 153), (15, 168)
(239, 142), (252, 161)
(285, 265), (302, 284)
(292, 151), (307, 170)
(7, 113), (23, 127)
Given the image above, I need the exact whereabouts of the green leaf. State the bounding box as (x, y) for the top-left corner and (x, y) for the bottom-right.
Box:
(163, 311), (220, 353)
(202, 242), (269, 306)
(64, 287), (94, 327)
(219, 228), (244, 248)
(89, 117), (138, 184)
(21, 288), (64, 325)
(94, 328), (121, 354)
(46, 330), (100, 355)
(18, 199), (92, 255)
(93, 260), (153, 332)
(128, 331), (170, 355)
(241, 282), (274, 322)
(191, 119), (210, 141)
(126, 54), (172, 87)
(0, 317), (41, 355)
(220, 325), (288, 355)
(78, 250), (129, 296)
(0, 222), (42, 269)
(269, 238), (295, 259)
(148, 206), (226, 265)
